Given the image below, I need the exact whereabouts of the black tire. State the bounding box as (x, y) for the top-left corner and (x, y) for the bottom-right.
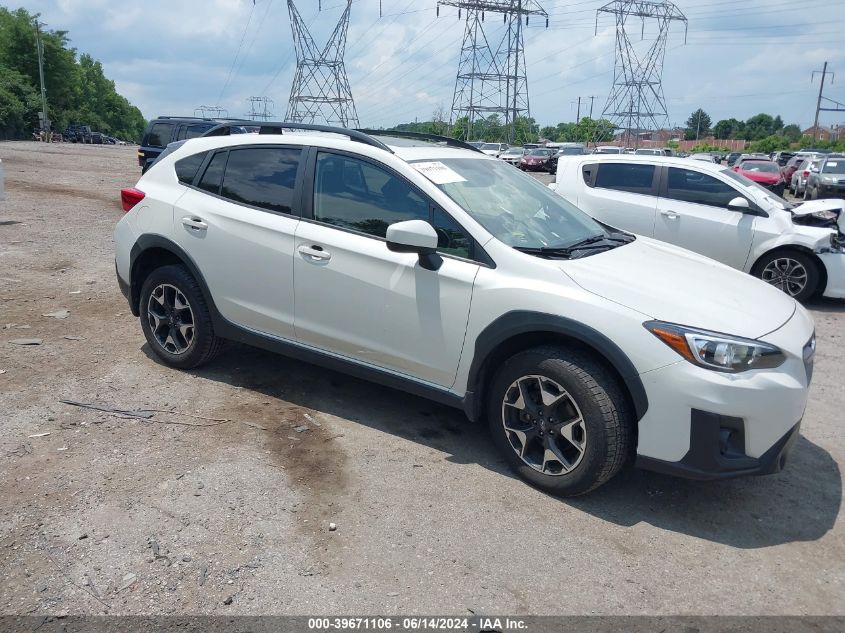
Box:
(139, 264), (223, 369)
(752, 250), (820, 302)
(486, 346), (633, 497)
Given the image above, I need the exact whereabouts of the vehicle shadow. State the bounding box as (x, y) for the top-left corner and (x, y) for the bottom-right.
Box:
(151, 342), (841, 550)
(805, 297), (845, 313)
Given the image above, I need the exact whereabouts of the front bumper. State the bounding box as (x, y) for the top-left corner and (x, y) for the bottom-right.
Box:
(637, 412), (801, 480)
(520, 163), (548, 171)
(817, 183), (845, 196)
(634, 307), (813, 476)
(820, 250), (845, 298)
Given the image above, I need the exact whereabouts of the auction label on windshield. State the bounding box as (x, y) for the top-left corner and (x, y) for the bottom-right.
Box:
(411, 161), (467, 185)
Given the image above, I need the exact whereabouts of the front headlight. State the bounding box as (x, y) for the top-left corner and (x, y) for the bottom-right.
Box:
(644, 321), (786, 373)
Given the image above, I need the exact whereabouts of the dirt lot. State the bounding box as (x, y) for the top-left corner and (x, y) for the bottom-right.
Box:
(0, 141), (843, 616)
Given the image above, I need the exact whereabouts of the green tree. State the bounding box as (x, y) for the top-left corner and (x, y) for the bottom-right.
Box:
(0, 7), (146, 140)
(712, 118), (744, 140)
(743, 113), (781, 141)
(540, 125), (557, 142)
(684, 108), (712, 140)
(747, 135), (792, 154)
(0, 65), (39, 138)
(782, 124), (802, 142)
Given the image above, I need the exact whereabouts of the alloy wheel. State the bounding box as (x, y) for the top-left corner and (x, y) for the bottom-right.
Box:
(501, 375), (586, 476)
(147, 284), (195, 354)
(761, 257), (808, 297)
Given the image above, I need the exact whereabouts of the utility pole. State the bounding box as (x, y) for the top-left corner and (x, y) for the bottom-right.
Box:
(589, 95), (595, 119)
(34, 19), (49, 138)
(812, 62), (831, 141)
(576, 96), (582, 122)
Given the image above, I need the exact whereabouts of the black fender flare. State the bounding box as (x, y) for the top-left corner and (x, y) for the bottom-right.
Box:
(128, 235), (220, 320)
(464, 311), (649, 422)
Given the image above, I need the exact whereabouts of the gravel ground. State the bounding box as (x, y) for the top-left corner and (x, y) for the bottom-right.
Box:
(0, 141), (843, 616)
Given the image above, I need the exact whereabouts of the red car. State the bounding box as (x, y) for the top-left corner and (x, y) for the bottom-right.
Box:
(518, 148), (556, 173)
(781, 154), (809, 185)
(733, 159), (786, 196)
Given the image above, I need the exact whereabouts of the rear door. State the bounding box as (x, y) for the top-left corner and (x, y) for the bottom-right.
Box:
(654, 165), (756, 268)
(172, 144), (303, 338)
(578, 161), (659, 236)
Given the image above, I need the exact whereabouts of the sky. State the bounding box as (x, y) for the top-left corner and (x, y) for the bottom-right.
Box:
(17, 0), (845, 131)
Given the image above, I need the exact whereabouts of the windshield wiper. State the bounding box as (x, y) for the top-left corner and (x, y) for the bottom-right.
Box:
(514, 232), (635, 260)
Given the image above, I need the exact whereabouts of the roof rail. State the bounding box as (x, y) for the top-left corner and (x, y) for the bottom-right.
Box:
(200, 121), (394, 153)
(356, 129), (484, 153)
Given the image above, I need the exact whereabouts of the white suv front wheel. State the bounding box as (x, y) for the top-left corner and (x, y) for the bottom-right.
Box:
(487, 346), (633, 496)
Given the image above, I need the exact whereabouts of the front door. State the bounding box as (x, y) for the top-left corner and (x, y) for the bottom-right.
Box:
(293, 151), (479, 388)
(655, 166), (757, 269)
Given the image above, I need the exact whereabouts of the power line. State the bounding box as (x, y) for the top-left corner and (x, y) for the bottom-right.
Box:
(218, 1), (258, 105)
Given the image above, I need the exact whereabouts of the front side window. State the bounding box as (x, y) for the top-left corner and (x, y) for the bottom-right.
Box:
(594, 163), (655, 195)
(665, 167), (739, 208)
(146, 122), (174, 148)
(313, 153), (428, 238)
(220, 147), (301, 214)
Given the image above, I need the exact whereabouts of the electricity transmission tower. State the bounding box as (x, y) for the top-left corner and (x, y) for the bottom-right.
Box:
(286, 0), (359, 127)
(596, 0), (687, 148)
(437, 1), (548, 143)
(246, 96), (275, 121)
(195, 105), (229, 118)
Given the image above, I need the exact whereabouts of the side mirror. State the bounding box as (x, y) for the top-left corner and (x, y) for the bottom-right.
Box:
(727, 197), (750, 212)
(386, 220), (442, 271)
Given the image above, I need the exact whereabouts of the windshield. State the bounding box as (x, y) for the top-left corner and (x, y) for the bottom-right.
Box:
(528, 149), (552, 156)
(595, 147), (620, 154)
(502, 148), (523, 156)
(481, 143), (501, 151)
(722, 168), (792, 210)
(822, 160), (845, 174)
(558, 147), (584, 155)
(740, 161), (779, 173)
(413, 158), (609, 249)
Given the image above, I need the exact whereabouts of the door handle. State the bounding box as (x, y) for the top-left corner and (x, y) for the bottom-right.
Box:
(181, 216), (208, 231)
(298, 244), (331, 261)
(660, 210), (680, 220)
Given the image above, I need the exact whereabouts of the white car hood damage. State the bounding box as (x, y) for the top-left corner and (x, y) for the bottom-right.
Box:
(561, 237), (797, 339)
(791, 198), (845, 233)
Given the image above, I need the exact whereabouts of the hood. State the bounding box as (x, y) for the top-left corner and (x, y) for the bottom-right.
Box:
(793, 198), (845, 233)
(561, 237), (796, 339)
(481, 149), (499, 156)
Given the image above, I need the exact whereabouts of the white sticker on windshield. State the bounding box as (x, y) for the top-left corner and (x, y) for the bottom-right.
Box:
(412, 161), (467, 185)
(828, 162), (838, 167)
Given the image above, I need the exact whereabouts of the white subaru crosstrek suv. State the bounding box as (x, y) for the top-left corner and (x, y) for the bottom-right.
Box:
(550, 154), (845, 302)
(114, 124), (816, 496)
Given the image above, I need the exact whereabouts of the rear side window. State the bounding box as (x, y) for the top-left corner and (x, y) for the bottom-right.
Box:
(146, 122), (174, 148)
(175, 151), (209, 185)
(220, 147), (301, 214)
(593, 163), (655, 195)
(177, 123), (215, 141)
(664, 168), (738, 207)
(197, 151), (227, 195)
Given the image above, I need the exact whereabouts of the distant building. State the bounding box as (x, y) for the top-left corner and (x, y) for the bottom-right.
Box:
(801, 125), (839, 141)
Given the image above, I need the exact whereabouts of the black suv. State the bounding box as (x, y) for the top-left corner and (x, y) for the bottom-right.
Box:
(138, 117), (249, 172)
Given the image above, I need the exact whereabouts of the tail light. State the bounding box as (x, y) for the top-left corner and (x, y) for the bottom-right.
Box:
(803, 170), (810, 177)
(120, 187), (145, 212)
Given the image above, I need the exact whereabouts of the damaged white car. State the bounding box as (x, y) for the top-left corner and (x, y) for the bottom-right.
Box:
(550, 154), (845, 302)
